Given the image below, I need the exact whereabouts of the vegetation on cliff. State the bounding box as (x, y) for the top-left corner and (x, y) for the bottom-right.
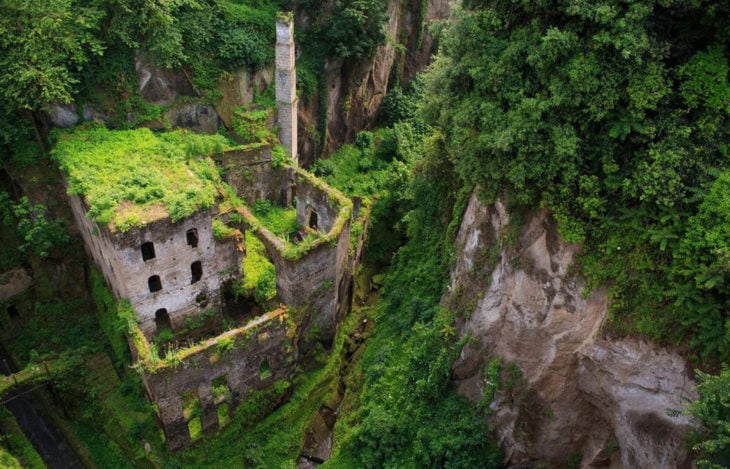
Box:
(423, 1), (730, 360)
(416, 0), (729, 464)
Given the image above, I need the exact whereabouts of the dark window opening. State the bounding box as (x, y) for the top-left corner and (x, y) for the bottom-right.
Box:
(148, 275), (162, 293)
(155, 308), (171, 332)
(191, 261), (202, 284)
(6, 305), (18, 319)
(259, 359), (271, 380)
(141, 242), (155, 261)
(186, 228), (199, 248)
(308, 211), (318, 230)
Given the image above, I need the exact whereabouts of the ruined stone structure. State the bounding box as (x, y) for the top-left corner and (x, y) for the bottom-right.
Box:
(276, 15), (298, 163)
(214, 147), (365, 341)
(57, 13), (370, 451)
(135, 308), (296, 450)
(67, 195), (244, 340)
(62, 143), (366, 449)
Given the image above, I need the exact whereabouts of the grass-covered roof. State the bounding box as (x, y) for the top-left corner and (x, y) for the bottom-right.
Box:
(53, 125), (236, 232)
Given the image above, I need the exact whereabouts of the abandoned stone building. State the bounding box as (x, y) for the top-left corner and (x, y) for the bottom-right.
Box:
(61, 131), (366, 450)
(55, 14), (370, 450)
(67, 194), (245, 340)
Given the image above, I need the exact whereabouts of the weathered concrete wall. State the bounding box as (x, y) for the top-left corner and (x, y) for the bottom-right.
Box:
(262, 239), (340, 340)
(139, 310), (296, 450)
(66, 190), (243, 339)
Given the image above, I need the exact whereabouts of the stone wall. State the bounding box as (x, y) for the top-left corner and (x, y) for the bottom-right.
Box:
(213, 147), (291, 207)
(136, 309), (296, 450)
(295, 174), (339, 234)
(65, 190), (243, 339)
(259, 235), (348, 341)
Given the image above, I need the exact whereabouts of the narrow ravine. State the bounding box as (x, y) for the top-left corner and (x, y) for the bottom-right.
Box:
(0, 345), (82, 469)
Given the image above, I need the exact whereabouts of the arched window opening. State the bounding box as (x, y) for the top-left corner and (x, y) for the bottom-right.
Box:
(155, 308), (171, 332)
(148, 275), (162, 293)
(141, 242), (155, 261)
(191, 261), (202, 284)
(308, 211), (318, 230)
(186, 228), (199, 248)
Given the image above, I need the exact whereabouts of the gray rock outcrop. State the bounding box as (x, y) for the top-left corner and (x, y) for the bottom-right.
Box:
(449, 193), (696, 468)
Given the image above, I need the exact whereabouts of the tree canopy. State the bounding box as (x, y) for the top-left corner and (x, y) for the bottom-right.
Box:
(422, 0), (730, 359)
(0, 0), (103, 112)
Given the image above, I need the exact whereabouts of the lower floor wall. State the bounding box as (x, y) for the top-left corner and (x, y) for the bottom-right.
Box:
(134, 310), (296, 451)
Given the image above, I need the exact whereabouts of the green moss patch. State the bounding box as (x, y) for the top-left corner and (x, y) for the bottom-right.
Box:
(252, 199), (299, 239)
(52, 125), (236, 231)
(239, 232), (277, 304)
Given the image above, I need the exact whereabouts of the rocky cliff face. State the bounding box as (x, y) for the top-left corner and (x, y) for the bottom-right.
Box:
(297, 0), (452, 165)
(50, 1), (451, 164)
(449, 193), (697, 468)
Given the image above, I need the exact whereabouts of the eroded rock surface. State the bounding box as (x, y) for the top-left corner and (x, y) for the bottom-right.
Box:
(295, 0), (452, 165)
(0, 268), (32, 301)
(449, 193), (696, 468)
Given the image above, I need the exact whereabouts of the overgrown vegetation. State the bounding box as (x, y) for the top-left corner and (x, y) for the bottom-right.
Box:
(418, 0), (729, 464)
(2, 0), (729, 466)
(688, 368), (730, 468)
(239, 231), (277, 305)
(311, 122), (419, 267)
(231, 107), (274, 144)
(52, 125), (235, 230)
(324, 122), (501, 467)
(423, 0), (730, 362)
(252, 198), (299, 239)
(0, 193), (69, 258)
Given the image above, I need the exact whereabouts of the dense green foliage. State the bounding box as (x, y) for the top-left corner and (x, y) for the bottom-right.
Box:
(310, 104), (499, 465)
(0, 193), (69, 258)
(104, 0), (278, 71)
(231, 108), (273, 144)
(422, 0), (730, 359)
(89, 268), (130, 369)
(0, 0), (281, 152)
(288, 0), (388, 60)
(52, 126), (234, 230)
(688, 368), (730, 468)
(312, 124), (419, 266)
(0, 407), (43, 469)
(252, 198), (299, 239)
(0, 0), (103, 111)
(419, 1), (729, 462)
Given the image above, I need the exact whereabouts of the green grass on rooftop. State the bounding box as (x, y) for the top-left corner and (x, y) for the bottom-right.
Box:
(252, 199), (300, 239)
(52, 125), (237, 232)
